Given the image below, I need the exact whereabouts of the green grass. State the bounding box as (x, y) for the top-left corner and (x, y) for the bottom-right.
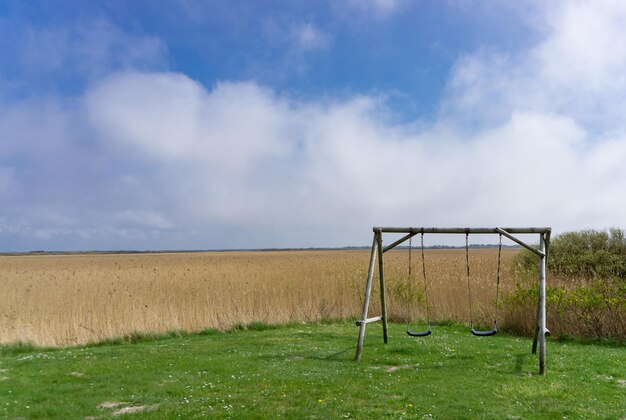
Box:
(1, 323), (624, 418)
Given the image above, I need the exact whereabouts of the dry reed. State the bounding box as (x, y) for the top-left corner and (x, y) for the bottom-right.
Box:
(0, 249), (519, 347)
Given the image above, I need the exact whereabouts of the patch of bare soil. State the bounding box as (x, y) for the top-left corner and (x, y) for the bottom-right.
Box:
(97, 402), (127, 410)
(97, 401), (160, 416)
(371, 364), (421, 372)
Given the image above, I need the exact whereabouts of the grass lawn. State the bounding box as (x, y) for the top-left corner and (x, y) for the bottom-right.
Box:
(1, 322), (624, 418)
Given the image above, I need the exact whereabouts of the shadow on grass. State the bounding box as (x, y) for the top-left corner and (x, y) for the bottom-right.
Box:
(256, 345), (355, 364)
(554, 335), (626, 348)
(313, 346), (354, 361)
(0, 341), (53, 356)
(514, 353), (531, 373)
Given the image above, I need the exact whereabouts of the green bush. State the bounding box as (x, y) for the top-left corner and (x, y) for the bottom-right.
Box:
(515, 228), (626, 280)
(507, 228), (626, 340)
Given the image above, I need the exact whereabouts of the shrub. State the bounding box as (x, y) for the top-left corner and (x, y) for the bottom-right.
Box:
(506, 228), (626, 340)
(515, 228), (626, 280)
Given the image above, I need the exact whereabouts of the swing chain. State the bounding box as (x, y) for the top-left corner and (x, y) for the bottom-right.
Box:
(466, 232), (502, 335)
(421, 233), (430, 325)
(494, 233), (502, 328)
(465, 232), (473, 327)
(407, 232), (432, 337)
(408, 235), (412, 283)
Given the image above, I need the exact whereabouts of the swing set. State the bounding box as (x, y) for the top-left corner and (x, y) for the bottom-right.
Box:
(355, 227), (551, 375)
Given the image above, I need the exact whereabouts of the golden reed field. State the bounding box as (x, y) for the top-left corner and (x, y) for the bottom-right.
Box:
(1, 248), (520, 347)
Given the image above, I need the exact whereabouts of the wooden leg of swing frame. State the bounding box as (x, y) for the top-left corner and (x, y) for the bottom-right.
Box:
(532, 296), (541, 354)
(355, 234), (378, 362)
(538, 238), (550, 375)
(531, 235), (548, 375)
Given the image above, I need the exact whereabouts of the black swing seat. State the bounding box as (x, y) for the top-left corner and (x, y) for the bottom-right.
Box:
(407, 328), (432, 337)
(470, 327), (497, 337)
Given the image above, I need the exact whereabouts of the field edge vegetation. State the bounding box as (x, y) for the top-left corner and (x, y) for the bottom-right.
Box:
(509, 228), (626, 340)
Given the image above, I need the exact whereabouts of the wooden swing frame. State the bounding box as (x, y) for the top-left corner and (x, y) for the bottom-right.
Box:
(354, 227), (551, 375)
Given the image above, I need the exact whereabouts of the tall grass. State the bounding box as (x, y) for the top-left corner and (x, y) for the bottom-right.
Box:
(0, 249), (517, 346)
(368, 248), (517, 328)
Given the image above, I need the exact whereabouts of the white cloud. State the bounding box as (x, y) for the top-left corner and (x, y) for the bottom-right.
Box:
(82, 70), (625, 246)
(295, 23), (331, 51)
(443, 1), (626, 131)
(87, 73), (296, 173)
(267, 21), (331, 75)
(114, 210), (173, 230)
(3, 1), (626, 250)
(4, 72), (626, 249)
(87, 72), (205, 160)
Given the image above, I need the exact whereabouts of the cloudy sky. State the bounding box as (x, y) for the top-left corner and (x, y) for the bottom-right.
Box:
(1, 1), (626, 251)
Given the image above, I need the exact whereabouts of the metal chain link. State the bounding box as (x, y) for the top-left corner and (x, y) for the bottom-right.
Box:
(465, 232), (474, 327)
(421, 232), (431, 327)
(408, 235), (412, 281)
(494, 233), (502, 328)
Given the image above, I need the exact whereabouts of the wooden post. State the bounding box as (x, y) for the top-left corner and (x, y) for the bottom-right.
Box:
(376, 229), (388, 344)
(538, 233), (547, 375)
(355, 234), (378, 361)
(532, 300), (540, 354)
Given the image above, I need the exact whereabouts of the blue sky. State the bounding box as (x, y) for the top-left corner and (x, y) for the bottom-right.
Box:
(1, 1), (534, 117)
(1, 1), (626, 251)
